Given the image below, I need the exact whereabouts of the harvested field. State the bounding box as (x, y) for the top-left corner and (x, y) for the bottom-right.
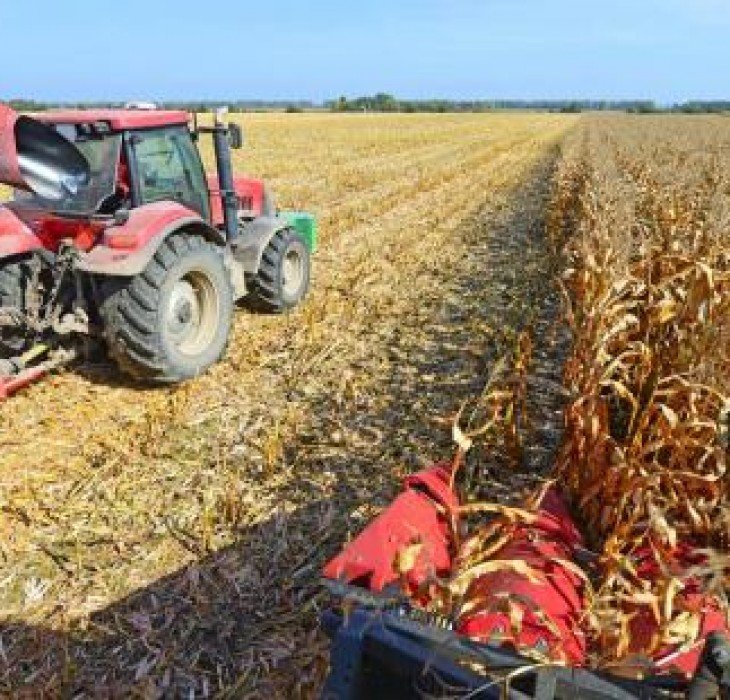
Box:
(0, 113), (575, 696)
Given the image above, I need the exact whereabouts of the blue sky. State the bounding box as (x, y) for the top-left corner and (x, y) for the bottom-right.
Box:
(0, 0), (727, 103)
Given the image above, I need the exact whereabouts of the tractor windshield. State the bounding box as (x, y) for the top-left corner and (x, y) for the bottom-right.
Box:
(13, 123), (122, 215)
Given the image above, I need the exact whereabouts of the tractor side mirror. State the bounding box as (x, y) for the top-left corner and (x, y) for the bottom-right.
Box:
(228, 123), (243, 149)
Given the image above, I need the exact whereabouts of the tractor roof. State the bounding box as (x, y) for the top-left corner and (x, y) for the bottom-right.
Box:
(33, 109), (190, 131)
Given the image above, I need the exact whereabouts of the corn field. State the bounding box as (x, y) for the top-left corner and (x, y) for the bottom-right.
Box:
(551, 116), (730, 667)
(1, 111), (728, 696)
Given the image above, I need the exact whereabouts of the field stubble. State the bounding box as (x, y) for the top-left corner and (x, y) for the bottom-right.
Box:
(0, 113), (575, 695)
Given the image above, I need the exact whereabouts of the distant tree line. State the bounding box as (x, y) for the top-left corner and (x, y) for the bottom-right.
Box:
(667, 101), (730, 114)
(4, 96), (730, 114)
(327, 94), (730, 114)
(5, 99), (51, 112)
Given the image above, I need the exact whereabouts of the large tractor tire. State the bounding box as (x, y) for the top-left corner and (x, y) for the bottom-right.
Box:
(0, 256), (35, 358)
(100, 233), (234, 384)
(246, 228), (311, 313)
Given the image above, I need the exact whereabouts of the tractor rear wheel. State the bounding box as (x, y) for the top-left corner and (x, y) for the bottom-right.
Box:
(100, 233), (234, 383)
(0, 256), (35, 358)
(246, 228), (311, 313)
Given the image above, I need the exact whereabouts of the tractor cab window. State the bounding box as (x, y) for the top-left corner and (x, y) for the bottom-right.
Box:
(130, 127), (210, 220)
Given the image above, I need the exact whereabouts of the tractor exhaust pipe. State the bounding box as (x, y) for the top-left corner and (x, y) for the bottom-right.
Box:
(212, 107), (239, 242)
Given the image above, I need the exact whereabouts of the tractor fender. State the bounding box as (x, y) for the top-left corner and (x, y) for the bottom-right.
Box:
(0, 205), (43, 259)
(75, 201), (225, 277)
(233, 215), (291, 274)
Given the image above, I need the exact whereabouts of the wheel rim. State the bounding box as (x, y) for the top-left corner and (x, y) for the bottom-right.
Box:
(166, 269), (220, 357)
(282, 246), (305, 298)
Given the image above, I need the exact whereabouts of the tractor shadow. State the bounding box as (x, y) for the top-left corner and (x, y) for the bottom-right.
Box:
(72, 360), (156, 391)
(1, 155), (570, 697)
(0, 490), (347, 698)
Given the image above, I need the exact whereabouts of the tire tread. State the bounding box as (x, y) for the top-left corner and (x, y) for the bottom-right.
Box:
(246, 228), (310, 313)
(0, 256), (34, 357)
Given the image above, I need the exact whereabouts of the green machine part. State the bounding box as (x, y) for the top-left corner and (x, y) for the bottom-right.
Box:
(282, 211), (318, 253)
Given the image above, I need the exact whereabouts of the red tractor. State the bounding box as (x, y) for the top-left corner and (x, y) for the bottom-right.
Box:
(0, 104), (315, 389)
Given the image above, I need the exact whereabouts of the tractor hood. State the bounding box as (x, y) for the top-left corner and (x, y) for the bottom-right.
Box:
(0, 103), (90, 201)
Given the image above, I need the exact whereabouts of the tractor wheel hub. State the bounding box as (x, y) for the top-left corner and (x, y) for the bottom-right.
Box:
(165, 271), (220, 357)
(168, 280), (199, 335)
(282, 248), (304, 297)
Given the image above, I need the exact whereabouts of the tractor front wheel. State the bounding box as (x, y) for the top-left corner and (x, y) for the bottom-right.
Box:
(0, 256), (35, 358)
(100, 233), (234, 383)
(246, 228), (311, 313)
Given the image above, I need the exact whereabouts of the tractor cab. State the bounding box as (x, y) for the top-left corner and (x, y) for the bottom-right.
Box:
(6, 108), (284, 256)
(15, 111), (221, 223)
